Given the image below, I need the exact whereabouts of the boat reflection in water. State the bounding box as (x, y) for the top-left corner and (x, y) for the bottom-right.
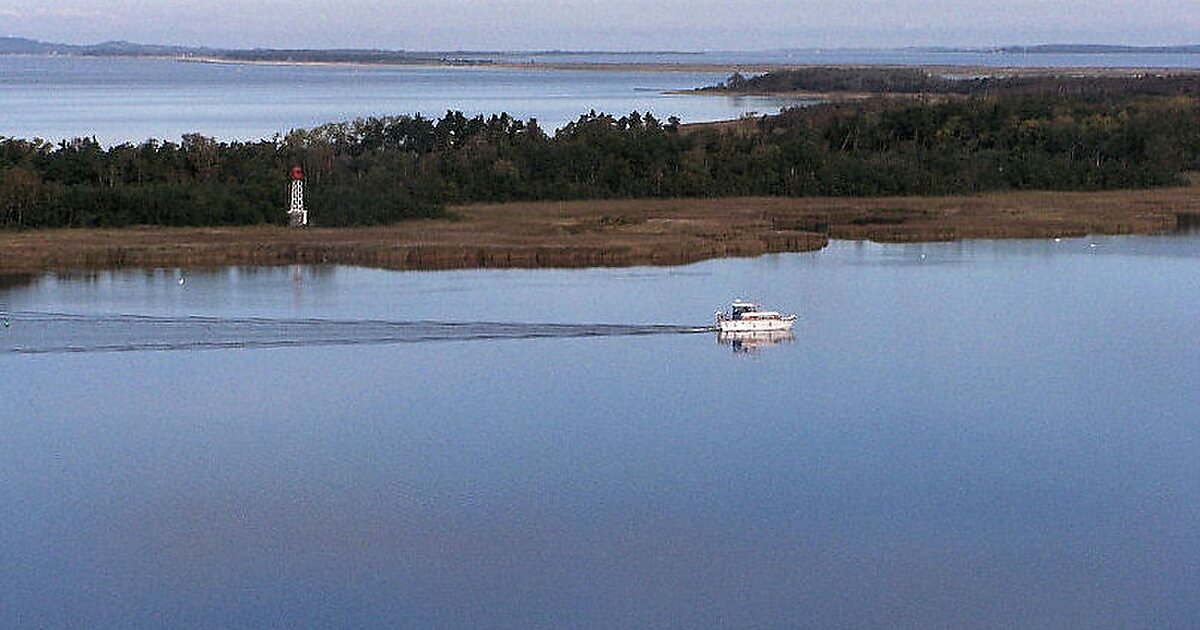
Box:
(717, 329), (795, 354)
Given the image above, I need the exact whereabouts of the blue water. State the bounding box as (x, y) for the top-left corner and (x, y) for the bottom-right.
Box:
(6, 48), (1198, 146)
(503, 48), (1200, 69)
(2, 235), (1199, 628)
(0, 56), (801, 144)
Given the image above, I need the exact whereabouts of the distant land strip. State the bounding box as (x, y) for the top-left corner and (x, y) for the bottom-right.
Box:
(3, 187), (1198, 276)
(0, 36), (704, 69)
(4, 37), (1200, 75)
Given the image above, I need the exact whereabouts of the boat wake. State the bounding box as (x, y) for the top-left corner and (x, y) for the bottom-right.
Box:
(0, 311), (715, 355)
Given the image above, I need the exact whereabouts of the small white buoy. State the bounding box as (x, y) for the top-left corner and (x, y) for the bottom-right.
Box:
(178, 277), (186, 286)
(1054, 237), (1062, 243)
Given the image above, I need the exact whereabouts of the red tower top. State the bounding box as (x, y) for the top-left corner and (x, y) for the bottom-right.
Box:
(291, 166), (305, 180)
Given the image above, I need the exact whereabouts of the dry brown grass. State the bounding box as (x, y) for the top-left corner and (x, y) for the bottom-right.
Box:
(3, 186), (1198, 275)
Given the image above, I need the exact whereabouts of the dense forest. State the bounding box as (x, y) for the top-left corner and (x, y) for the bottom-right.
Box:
(2, 87), (1199, 229)
(705, 67), (1200, 97)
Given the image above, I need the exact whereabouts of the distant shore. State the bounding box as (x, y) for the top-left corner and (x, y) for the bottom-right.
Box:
(179, 55), (751, 74)
(177, 54), (1200, 77)
(3, 186), (1197, 276)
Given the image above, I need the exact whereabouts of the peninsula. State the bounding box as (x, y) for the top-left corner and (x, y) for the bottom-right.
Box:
(3, 185), (1196, 275)
(2, 57), (1199, 276)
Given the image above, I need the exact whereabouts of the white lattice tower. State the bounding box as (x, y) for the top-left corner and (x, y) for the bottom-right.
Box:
(288, 166), (307, 227)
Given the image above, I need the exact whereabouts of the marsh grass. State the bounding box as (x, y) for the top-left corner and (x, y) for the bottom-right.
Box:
(3, 187), (1197, 274)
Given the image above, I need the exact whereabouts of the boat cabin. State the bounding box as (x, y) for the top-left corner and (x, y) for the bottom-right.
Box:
(730, 300), (758, 320)
(729, 301), (784, 320)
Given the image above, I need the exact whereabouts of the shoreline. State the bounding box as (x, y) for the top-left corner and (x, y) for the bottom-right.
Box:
(177, 56), (1200, 76)
(3, 187), (1197, 276)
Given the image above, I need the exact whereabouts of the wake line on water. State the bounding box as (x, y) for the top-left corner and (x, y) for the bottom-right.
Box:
(0, 311), (715, 355)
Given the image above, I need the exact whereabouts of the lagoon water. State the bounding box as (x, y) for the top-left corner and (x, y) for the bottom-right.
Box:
(3, 236), (1199, 628)
(6, 48), (1200, 146)
(0, 56), (799, 145)
(504, 49), (1200, 69)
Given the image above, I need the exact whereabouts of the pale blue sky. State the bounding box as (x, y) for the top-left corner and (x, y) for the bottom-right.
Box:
(2, 0), (1196, 50)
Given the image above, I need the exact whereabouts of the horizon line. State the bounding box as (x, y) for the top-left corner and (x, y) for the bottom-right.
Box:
(4, 35), (1200, 56)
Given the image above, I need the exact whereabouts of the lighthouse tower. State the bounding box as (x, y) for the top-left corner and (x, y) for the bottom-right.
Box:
(288, 166), (308, 227)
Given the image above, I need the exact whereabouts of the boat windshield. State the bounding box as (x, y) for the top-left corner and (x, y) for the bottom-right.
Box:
(731, 303), (757, 319)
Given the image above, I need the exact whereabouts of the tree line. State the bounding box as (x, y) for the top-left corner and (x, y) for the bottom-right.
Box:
(705, 67), (1200, 98)
(2, 91), (1198, 229)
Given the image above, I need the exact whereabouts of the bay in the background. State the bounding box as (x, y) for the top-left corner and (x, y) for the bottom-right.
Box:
(506, 48), (1200, 68)
(0, 55), (799, 144)
(7, 48), (1199, 146)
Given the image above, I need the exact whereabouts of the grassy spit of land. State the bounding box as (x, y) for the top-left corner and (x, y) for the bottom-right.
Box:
(3, 186), (1197, 276)
(164, 55), (1200, 77)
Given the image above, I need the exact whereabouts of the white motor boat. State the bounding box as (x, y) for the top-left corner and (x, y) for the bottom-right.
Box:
(715, 300), (796, 333)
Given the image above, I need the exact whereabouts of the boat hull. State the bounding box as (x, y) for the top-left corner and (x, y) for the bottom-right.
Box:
(716, 317), (796, 333)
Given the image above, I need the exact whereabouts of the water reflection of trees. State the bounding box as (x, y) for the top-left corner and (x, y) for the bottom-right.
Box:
(0, 274), (36, 291)
(1174, 213), (1200, 234)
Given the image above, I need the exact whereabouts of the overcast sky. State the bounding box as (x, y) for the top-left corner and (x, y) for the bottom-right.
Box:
(2, 0), (1196, 50)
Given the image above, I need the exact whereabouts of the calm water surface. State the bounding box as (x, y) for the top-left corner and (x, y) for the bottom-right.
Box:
(507, 49), (1200, 68)
(8, 49), (1199, 145)
(2, 236), (1199, 628)
(0, 56), (799, 144)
